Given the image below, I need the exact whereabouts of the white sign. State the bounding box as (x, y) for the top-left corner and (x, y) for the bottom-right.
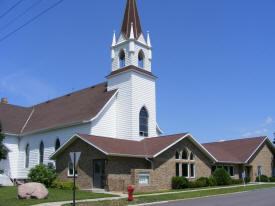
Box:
(70, 152), (81, 166)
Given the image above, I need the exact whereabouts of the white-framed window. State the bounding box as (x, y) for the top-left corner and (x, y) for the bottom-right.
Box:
(175, 151), (180, 160)
(138, 50), (144, 68)
(229, 166), (234, 176)
(182, 163), (189, 178)
(119, 50), (125, 68)
(25, 144), (30, 168)
(68, 162), (78, 177)
(182, 149), (188, 160)
(190, 152), (194, 160)
(39, 141), (44, 165)
(190, 164), (195, 178)
(138, 173), (150, 185)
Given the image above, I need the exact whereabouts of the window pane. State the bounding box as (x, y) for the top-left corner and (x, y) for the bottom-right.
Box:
(190, 153), (194, 160)
(230, 166), (234, 176)
(190, 164), (195, 177)
(182, 150), (188, 159)
(139, 107), (148, 137)
(182, 164), (188, 177)
(39, 142), (44, 164)
(211, 166), (216, 173)
(175, 152), (180, 159)
(139, 173), (150, 185)
(176, 163), (180, 176)
(68, 163), (74, 176)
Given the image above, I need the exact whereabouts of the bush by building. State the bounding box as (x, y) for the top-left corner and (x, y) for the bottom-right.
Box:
(269, 177), (275, 182)
(172, 177), (189, 189)
(27, 164), (57, 188)
(256, 175), (269, 182)
(244, 176), (251, 183)
(213, 168), (232, 185)
(52, 180), (79, 190)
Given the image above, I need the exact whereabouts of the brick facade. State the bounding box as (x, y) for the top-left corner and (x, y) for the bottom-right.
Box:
(56, 137), (214, 192)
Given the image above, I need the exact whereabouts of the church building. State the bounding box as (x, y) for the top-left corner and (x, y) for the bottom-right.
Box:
(0, 0), (274, 191)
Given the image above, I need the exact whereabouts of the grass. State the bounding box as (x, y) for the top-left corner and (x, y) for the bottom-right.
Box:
(133, 183), (245, 195)
(0, 186), (117, 206)
(67, 184), (275, 206)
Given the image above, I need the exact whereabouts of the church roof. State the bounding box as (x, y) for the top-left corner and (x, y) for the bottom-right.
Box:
(121, 0), (143, 39)
(50, 133), (217, 161)
(0, 82), (117, 135)
(202, 136), (274, 163)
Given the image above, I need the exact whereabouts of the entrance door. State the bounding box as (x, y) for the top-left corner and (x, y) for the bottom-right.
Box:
(93, 160), (105, 189)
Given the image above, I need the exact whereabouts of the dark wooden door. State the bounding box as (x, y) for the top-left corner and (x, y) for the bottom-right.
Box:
(93, 160), (105, 189)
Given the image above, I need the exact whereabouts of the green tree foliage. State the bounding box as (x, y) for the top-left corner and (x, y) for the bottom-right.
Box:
(0, 121), (8, 160)
(172, 177), (189, 189)
(27, 164), (57, 188)
(213, 168), (232, 185)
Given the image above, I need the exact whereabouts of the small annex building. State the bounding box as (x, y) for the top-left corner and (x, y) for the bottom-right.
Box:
(1, 0), (275, 192)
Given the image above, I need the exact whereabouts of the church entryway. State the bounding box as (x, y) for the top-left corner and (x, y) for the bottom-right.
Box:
(93, 160), (105, 189)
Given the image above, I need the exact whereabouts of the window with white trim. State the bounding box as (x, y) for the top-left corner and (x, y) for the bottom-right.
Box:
(68, 162), (78, 177)
(190, 164), (195, 178)
(138, 173), (150, 185)
(25, 144), (30, 168)
(175, 151), (180, 159)
(182, 149), (188, 160)
(182, 163), (188, 177)
(190, 152), (194, 160)
(119, 50), (125, 68)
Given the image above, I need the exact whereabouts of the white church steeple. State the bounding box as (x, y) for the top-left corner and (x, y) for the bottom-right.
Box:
(110, 0), (152, 72)
(106, 0), (160, 140)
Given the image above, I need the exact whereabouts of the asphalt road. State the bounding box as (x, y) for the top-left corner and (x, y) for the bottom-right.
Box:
(148, 187), (275, 206)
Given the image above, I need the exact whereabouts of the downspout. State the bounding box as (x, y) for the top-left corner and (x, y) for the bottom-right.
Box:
(145, 157), (154, 170)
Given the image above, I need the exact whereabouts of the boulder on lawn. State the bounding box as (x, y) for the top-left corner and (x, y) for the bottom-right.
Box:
(18, 182), (49, 200)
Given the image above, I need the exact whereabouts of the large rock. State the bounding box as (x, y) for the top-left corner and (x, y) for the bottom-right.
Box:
(18, 182), (49, 200)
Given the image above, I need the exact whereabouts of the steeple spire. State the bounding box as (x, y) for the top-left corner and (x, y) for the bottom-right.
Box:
(121, 0), (142, 39)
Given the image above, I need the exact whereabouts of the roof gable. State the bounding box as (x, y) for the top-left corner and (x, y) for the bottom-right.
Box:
(203, 136), (268, 163)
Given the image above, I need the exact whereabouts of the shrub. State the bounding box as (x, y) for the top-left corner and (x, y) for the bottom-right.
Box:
(188, 181), (199, 188)
(231, 179), (242, 184)
(244, 176), (251, 183)
(196, 177), (209, 187)
(213, 168), (232, 185)
(208, 176), (217, 186)
(52, 180), (79, 190)
(269, 177), (275, 182)
(27, 164), (57, 188)
(172, 177), (189, 189)
(256, 175), (269, 182)
(0, 170), (3, 174)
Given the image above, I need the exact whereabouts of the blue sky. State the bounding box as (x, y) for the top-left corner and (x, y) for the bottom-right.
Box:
(0, 0), (274, 143)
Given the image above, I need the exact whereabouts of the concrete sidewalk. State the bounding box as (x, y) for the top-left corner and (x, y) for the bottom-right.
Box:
(32, 183), (274, 206)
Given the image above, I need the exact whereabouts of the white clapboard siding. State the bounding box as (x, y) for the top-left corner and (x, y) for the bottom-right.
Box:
(16, 123), (92, 179)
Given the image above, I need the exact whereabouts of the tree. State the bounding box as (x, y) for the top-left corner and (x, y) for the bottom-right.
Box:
(0, 121), (8, 160)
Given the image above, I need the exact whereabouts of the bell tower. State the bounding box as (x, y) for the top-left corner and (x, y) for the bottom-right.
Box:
(106, 0), (161, 140)
(110, 0), (152, 72)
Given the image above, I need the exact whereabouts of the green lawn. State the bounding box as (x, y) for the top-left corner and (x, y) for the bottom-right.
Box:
(69, 184), (275, 206)
(0, 187), (117, 206)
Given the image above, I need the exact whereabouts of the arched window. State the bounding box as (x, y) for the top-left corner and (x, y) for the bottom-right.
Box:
(138, 50), (144, 68)
(139, 107), (148, 137)
(55, 138), (60, 151)
(190, 152), (194, 160)
(25, 144), (30, 168)
(182, 149), (188, 160)
(175, 151), (180, 159)
(39, 141), (44, 164)
(119, 50), (125, 68)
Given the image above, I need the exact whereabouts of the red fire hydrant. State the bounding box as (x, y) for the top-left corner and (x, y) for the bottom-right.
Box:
(128, 185), (134, 201)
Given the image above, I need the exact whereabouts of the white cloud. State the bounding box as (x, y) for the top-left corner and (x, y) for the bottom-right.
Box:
(242, 132), (252, 137)
(0, 72), (58, 105)
(262, 117), (273, 126)
(242, 129), (269, 138)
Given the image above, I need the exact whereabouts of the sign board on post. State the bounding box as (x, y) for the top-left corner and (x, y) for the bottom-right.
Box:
(69, 152), (81, 206)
